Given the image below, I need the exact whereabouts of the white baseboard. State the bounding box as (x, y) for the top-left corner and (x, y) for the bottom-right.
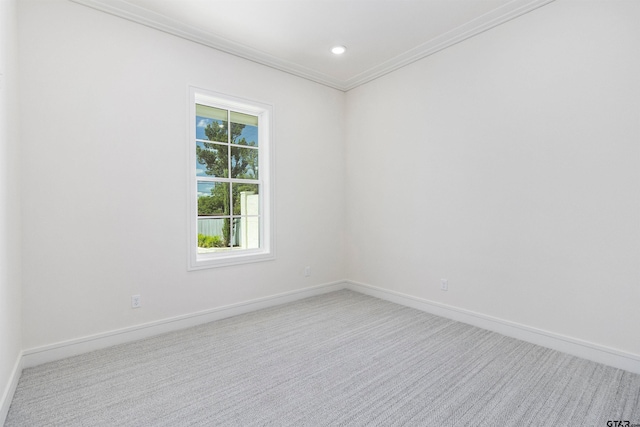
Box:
(22, 281), (345, 368)
(17, 279), (640, 377)
(0, 353), (22, 426)
(344, 280), (640, 374)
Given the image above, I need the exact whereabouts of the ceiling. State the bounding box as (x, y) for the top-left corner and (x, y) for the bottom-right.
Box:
(70, 0), (554, 91)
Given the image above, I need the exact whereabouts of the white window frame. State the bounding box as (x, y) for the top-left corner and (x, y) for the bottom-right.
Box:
(188, 87), (275, 270)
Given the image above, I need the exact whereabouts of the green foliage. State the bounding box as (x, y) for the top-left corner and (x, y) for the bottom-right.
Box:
(198, 234), (225, 248)
(195, 144), (228, 177)
(197, 195), (223, 216)
(222, 218), (230, 249)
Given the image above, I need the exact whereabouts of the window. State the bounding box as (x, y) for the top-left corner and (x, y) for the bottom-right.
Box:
(188, 88), (274, 269)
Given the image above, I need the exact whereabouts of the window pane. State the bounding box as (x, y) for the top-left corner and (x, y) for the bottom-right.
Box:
(231, 111), (258, 147)
(233, 217), (260, 250)
(230, 111), (258, 127)
(196, 141), (228, 178)
(230, 146), (259, 179)
(197, 218), (232, 253)
(232, 183), (259, 215)
(197, 182), (229, 216)
(196, 104), (228, 143)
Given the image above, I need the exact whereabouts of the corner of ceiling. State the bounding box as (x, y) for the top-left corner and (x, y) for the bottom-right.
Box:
(68, 0), (555, 92)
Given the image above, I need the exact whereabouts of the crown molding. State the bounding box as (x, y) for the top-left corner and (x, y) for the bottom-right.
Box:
(69, 0), (555, 92)
(342, 0), (555, 90)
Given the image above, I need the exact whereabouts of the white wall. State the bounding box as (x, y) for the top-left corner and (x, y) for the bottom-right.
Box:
(0, 0), (22, 417)
(345, 0), (640, 356)
(18, 0), (346, 350)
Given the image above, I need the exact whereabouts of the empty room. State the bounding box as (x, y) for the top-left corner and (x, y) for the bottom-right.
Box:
(1, 0), (639, 425)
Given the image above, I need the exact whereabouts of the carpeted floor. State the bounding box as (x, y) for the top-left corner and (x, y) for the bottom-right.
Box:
(5, 290), (640, 426)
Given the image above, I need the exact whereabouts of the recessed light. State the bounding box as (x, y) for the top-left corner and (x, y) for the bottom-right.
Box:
(331, 45), (347, 55)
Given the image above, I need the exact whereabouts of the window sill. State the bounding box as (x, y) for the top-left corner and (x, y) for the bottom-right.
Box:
(188, 249), (275, 270)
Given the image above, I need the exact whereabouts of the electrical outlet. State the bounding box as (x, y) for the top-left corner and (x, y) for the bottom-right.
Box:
(440, 279), (448, 291)
(131, 295), (141, 308)
(304, 266), (311, 277)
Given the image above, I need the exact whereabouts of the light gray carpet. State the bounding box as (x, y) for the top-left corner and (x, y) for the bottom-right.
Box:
(5, 290), (640, 426)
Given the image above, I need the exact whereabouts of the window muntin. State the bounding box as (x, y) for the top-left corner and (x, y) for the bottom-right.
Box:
(189, 88), (273, 269)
